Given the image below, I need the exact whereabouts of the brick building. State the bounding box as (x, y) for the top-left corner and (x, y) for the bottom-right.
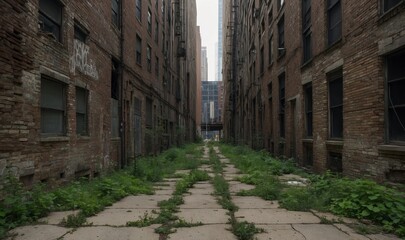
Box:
(223, 0), (405, 182)
(0, 0), (199, 187)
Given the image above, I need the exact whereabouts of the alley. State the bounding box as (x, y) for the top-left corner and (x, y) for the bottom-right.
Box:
(6, 145), (401, 240)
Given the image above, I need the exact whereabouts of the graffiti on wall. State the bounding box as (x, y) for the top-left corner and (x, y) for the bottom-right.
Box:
(70, 39), (99, 80)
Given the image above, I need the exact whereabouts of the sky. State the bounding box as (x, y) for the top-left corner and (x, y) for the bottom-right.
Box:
(196, 0), (218, 81)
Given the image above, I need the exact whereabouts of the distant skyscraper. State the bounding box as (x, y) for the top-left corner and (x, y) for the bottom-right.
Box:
(217, 0), (223, 82)
(201, 46), (208, 82)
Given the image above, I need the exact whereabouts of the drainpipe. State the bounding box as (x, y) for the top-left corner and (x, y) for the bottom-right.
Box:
(119, 0), (126, 168)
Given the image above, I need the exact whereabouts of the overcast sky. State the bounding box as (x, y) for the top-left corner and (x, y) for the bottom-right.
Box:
(196, 0), (218, 81)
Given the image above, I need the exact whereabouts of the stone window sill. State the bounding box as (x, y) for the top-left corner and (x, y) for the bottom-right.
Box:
(326, 140), (343, 147)
(40, 136), (69, 142)
(302, 138), (313, 144)
(378, 145), (405, 156)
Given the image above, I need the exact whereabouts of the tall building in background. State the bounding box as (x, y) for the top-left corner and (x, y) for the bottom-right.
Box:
(201, 81), (220, 139)
(196, 27), (202, 137)
(201, 46), (208, 82)
(217, 0), (223, 82)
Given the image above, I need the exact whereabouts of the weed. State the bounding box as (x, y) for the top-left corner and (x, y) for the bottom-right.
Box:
(126, 212), (155, 227)
(279, 187), (313, 211)
(172, 218), (203, 228)
(319, 216), (334, 224)
(60, 212), (89, 228)
(232, 221), (264, 240)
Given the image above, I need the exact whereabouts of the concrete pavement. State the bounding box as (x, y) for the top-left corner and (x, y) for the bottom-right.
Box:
(7, 145), (401, 240)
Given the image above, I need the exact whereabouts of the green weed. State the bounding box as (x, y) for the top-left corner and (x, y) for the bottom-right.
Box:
(60, 212), (89, 228)
(232, 221), (264, 240)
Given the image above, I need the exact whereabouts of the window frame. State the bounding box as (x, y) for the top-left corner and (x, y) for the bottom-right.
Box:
(382, 0), (403, 13)
(111, 0), (121, 29)
(279, 73), (286, 138)
(136, 0), (142, 22)
(147, 8), (152, 34)
(76, 87), (89, 136)
(147, 45), (152, 72)
(302, 0), (312, 63)
(328, 69), (343, 139)
(385, 48), (405, 143)
(38, 0), (63, 42)
(136, 35), (142, 66)
(304, 83), (313, 137)
(327, 0), (342, 46)
(40, 76), (67, 136)
(277, 15), (285, 57)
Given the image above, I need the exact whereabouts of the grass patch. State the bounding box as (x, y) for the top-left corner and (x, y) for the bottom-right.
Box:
(60, 212), (89, 228)
(218, 143), (405, 238)
(232, 221), (264, 240)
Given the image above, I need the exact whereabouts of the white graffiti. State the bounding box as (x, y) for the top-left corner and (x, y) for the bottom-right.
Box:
(70, 39), (99, 80)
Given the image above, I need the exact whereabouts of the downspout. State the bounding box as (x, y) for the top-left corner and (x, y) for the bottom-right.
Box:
(119, 0), (126, 168)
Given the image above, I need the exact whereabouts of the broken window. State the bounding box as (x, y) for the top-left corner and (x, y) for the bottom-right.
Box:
(328, 70), (343, 139)
(386, 49), (405, 142)
(38, 0), (62, 41)
(76, 87), (88, 135)
(41, 77), (66, 135)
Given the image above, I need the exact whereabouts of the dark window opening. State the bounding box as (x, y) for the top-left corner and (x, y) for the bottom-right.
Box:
(136, 35), (142, 65)
(277, 15), (285, 56)
(41, 77), (66, 135)
(76, 87), (88, 135)
(304, 144), (313, 166)
(268, 35), (273, 65)
(74, 22), (88, 43)
(260, 46), (264, 74)
(279, 74), (285, 138)
(111, 60), (119, 100)
(328, 152), (342, 173)
(136, 0), (142, 21)
(112, 0), (120, 28)
(327, 0), (342, 46)
(386, 49), (405, 142)
(304, 83), (313, 137)
(383, 0), (402, 12)
(155, 17), (159, 43)
(147, 45), (152, 72)
(38, 0), (62, 41)
(155, 56), (159, 76)
(278, 0), (285, 9)
(146, 98), (153, 128)
(328, 70), (343, 139)
(302, 0), (312, 63)
(147, 8), (152, 34)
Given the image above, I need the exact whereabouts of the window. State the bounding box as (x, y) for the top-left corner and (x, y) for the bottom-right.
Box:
(277, 15), (285, 56)
(260, 46), (264, 74)
(76, 87), (88, 135)
(146, 98), (153, 128)
(328, 70), (343, 139)
(74, 22), (88, 43)
(304, 144), (313, 166)
(268, 34), (273, 65)
(383, 0), (402, 12)
(41, 77), (66, 135)
(147, 45), (152, 72)
(111, 0), (120, 28)
(304, 83), (313, 137)
(386, 49), (405, 142)
(302, 0), (312, 63)
(136, 0), (142, 21)
(136, 35), (142, 65)
(155, 55), (159, 76)
(155, 17), (159, 43)
(111, 60), (119, 138)
(327, 0), (342, 46)
(278, 0), (285, 9)
(328, 152), (342, 172)
(38, 0), (62, 41)
(147, 8), (152, 34)
(279, 73), (285, 138)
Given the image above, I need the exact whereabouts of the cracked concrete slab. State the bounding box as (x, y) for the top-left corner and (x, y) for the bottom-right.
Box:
(333, 224), (370, 240)
(38, 210), (80, 225)
(192, 183), (213, 189)
(311, 210), (357, 224)
(7, 225), (71, 240)
(175, 169), (191, 175)
(235, 209), (320, 224)
(171, 224), (236, 240)
(63, 226), (158, 240)
(181, 194), (222, 209)
(367, 234), (402, 240)
(293, 224), (351, 240)
(86, 208), (159, 226)
(232, 196), (280, 209)
(255, 224), (305, 240)
(154, 189), (173, 195)
(176, 209), (229, 224)
(188, 186), (215, 195)
(107, 195), (170, 209)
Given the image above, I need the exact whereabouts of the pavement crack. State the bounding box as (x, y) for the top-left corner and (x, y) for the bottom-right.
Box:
(291, 224), (307, 240)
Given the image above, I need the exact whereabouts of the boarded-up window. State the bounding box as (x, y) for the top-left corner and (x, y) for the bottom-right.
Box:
(41, 77), (66, 135)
